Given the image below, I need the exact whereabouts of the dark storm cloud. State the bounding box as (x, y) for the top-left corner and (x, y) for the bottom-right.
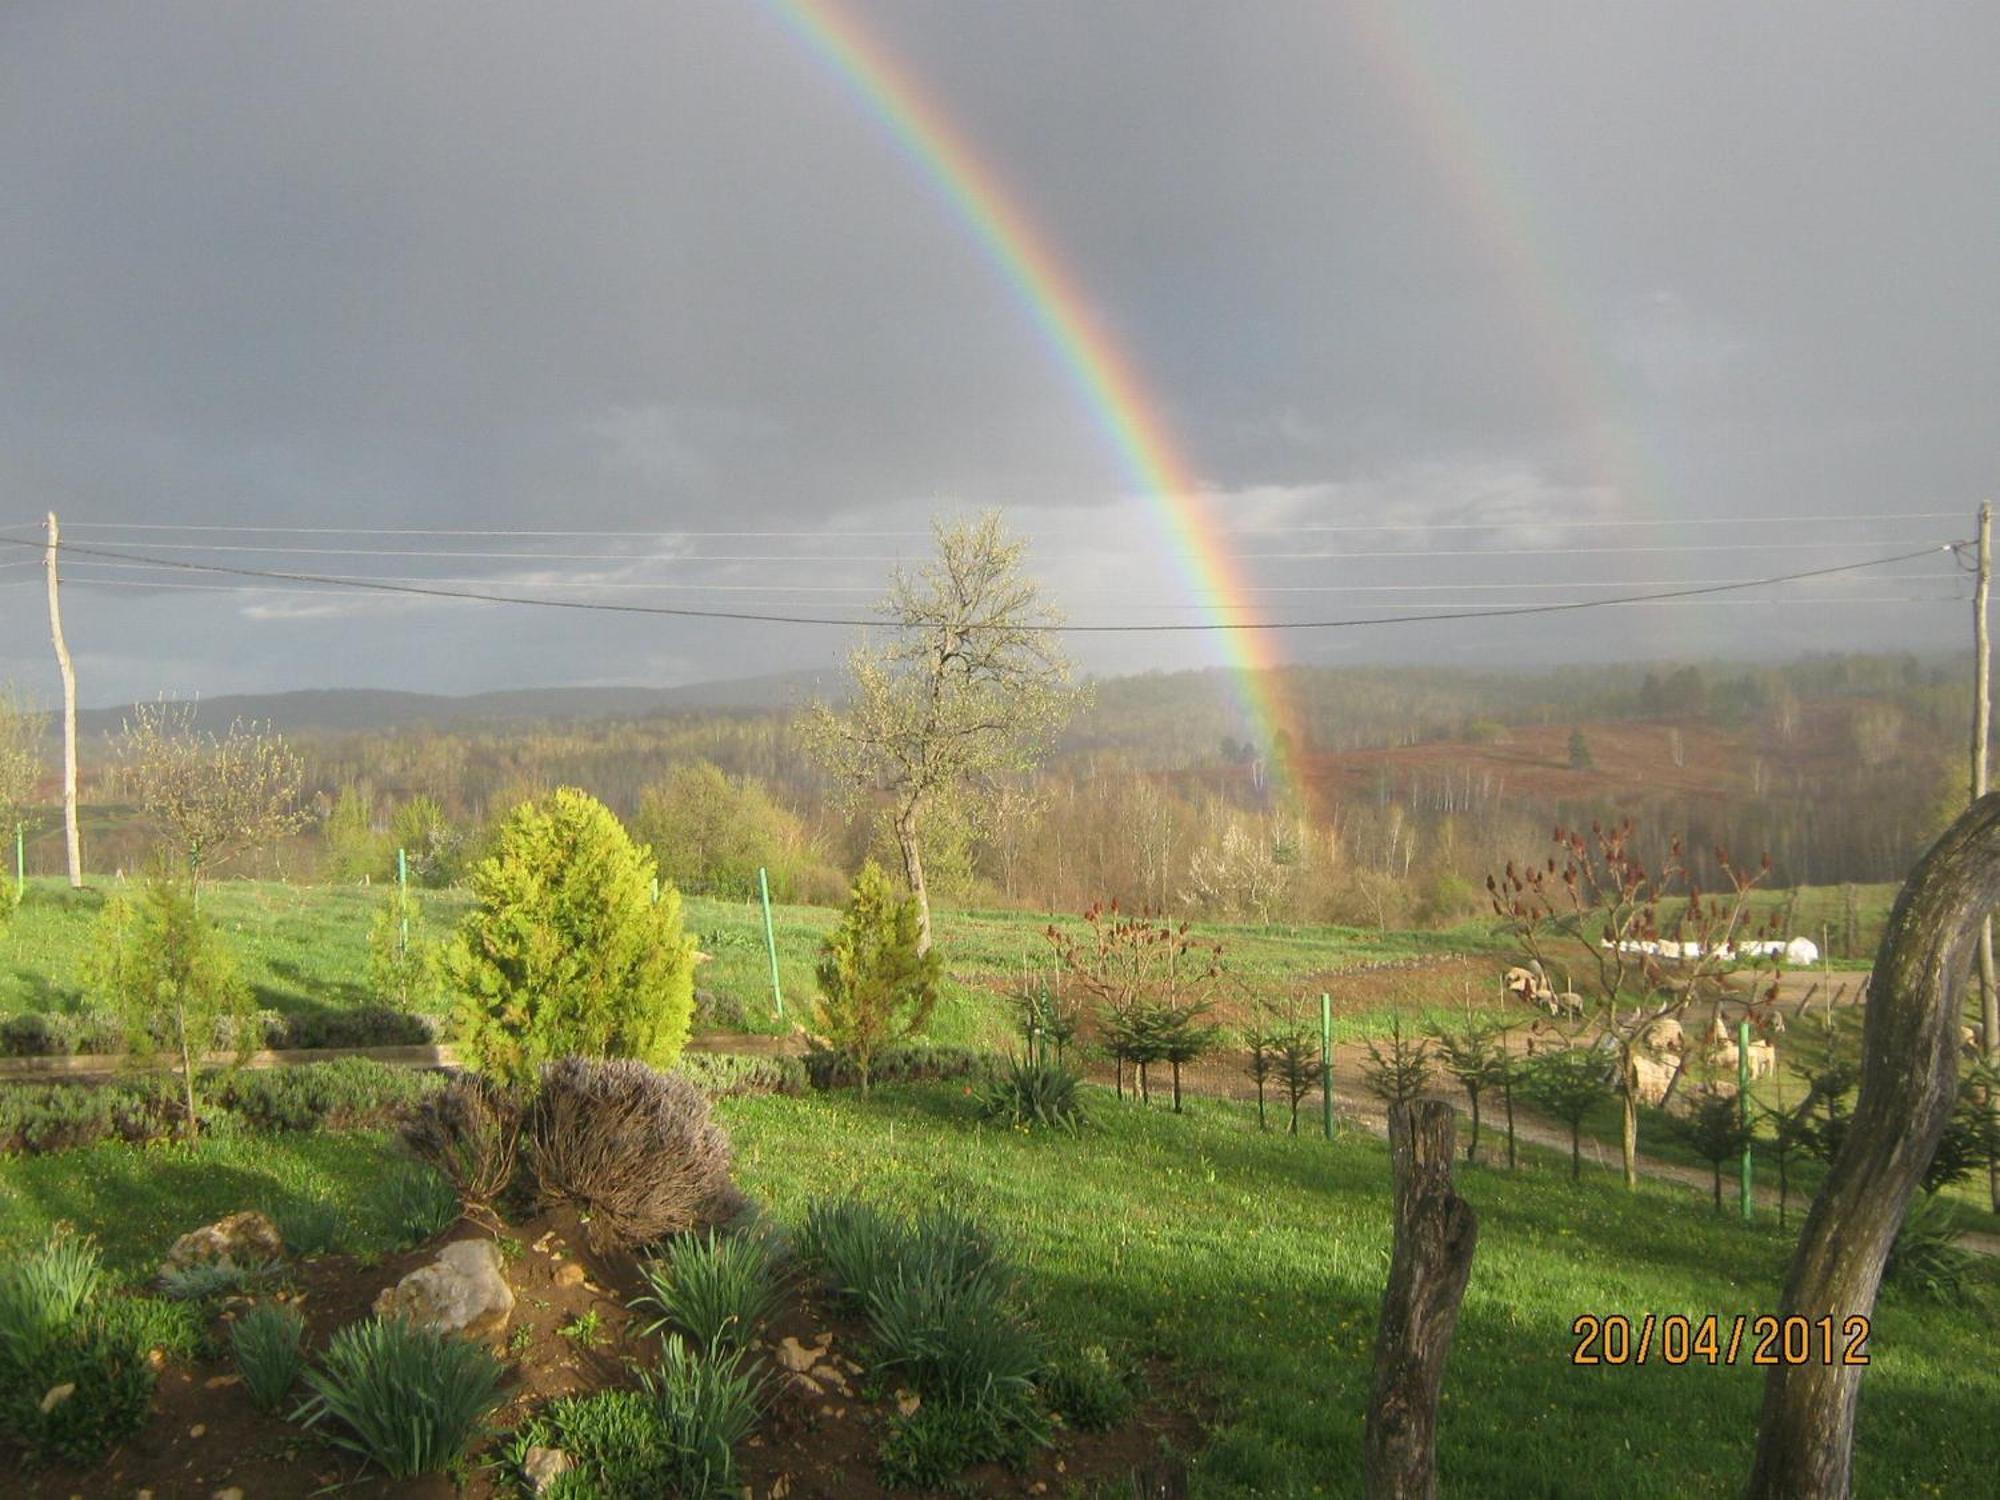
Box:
(0, 1), (1991, 700)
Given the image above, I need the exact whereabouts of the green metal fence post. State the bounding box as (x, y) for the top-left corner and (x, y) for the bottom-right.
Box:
(759, 866), (784, 1020)
(397, 847), (409, 954)
(1321, 992), (1334, 1141)
(1739, 1017), (1754, 1222)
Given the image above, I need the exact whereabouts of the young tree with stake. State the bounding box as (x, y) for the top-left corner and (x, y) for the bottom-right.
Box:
(116, 701), (307, 884)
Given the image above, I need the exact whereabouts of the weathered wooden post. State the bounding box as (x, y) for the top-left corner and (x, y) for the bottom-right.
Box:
(1364, 1099), (1479, 1500)
(1747, 794), (2000, 1499)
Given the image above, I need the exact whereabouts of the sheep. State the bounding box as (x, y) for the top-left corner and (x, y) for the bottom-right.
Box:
(1629, 1052), (1680, 1107)
(1639, 1017), (1685, 1055)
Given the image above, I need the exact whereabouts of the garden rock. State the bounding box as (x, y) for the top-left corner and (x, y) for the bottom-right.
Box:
(522, 1446), (572, 1494)
(373, 1237), (515, 1341)
(160, 1211), (284, 1281)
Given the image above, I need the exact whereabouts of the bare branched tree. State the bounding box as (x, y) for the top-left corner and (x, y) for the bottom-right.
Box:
(804, 513), (1085, 952)
(115, 700), (308, 882)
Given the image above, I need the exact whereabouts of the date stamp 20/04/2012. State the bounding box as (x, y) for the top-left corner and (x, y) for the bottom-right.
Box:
(1570, 1313), (1872, 1367)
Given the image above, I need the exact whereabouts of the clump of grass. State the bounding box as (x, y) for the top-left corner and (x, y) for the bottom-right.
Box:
(520, 1335), (766, 1499)
(297, 1316), (505, 1478)
(231, 1301), (306, 1412)
(796, 1196), (1051, 1484)
(374, 1162), (461, 1250)
(1040, 1344), (1134, 1432)
(1884, 1194), (1976, 1301)
(634, 1230), (785, 1354)
(978, 1057), (1087, 1133)
(0, 1232), (154, 1467)
(90, 1294), (205, 1365)
(273, 1195), (346, 1258)
(524, 1389), (678, 1493)
(158, 1258), (281, 1302)
(796, 1197), (903, 1307)
(640, 1333), (767, 1499)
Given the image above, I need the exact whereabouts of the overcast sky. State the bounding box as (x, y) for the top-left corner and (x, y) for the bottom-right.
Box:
(0, 1), (1992, 705)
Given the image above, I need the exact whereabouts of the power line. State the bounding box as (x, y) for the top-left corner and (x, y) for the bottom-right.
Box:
(44, 556), (1963, 599)
(31, 574), (1965, 613)
(0, 533), (1960, 632)
(52, 509), (1968, 538)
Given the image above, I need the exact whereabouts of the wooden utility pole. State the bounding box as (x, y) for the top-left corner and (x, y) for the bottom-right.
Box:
(1977, 501), (1998, 1212)
(43, 512), (81, 887)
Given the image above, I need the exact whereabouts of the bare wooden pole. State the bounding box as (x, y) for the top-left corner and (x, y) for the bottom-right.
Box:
(1978, 501), (1999, 1213)
(1748, 794), (2000, 1499)
(1364, 1100), (1479, 1500)
(43, 512), (81, 888)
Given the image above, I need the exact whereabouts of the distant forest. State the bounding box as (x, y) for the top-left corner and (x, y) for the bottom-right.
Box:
(33, 652), (1967, 928)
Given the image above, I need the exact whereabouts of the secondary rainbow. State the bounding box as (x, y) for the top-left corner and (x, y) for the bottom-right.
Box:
(763, 0), (1311, 810)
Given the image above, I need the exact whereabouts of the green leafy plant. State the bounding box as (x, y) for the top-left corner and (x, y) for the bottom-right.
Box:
(89, 1294), (204, 1365)
(1040, 1343), (1133, 1432)
(811, 861), (941, 1093)
(560, 1309), (606, 1349)
(635, 1230), (785, 1354)
(445, 788), (698, 1087)
(977, 1056), (1086, 1133)
(375, 1161), (462, 1249)
(297, 1316), (505, 1478)
(231, 1301), (306, 1412)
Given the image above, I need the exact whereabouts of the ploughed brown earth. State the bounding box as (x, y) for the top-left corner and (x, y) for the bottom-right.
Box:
(25, 1210), (1199, 1499)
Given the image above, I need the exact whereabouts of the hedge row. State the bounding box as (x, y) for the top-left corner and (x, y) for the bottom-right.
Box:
(0, 1043), (999, 1157)
(0, 1059), (444, 1155)
(0, 1006), (439, 1059)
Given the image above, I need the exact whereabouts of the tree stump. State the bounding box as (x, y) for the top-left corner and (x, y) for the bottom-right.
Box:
(1747, 794), (2000, 1499)
(1364, 1099), (1480, 1500)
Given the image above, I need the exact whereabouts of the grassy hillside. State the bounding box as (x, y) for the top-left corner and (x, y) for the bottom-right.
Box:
(0, 878), (1512, 1049)
(2, 1084), (1989, 1497)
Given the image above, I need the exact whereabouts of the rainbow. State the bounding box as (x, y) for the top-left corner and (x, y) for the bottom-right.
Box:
(762, 0), (1313, 813)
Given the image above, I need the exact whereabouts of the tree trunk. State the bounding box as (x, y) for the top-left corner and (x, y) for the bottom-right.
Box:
(1747, 794), (2000, 1500)
(1364, 1101), (1479, 1500)
(176, 1003), (197, 1139)
(1171, 1059), (1183, 1113)
(1569, 1121), (1581, 1181)
(1503, 1076), (1516, 1170)
(894, 801), (932, 957)
(1466, 1090), (1481, 1165)
(1256, 1079), (1267, 1131)
(1618, 1055), (1639, 1190)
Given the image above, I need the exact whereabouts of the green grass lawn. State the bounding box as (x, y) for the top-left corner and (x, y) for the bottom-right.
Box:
(0, 1083), (1989, 1497)
(721, 1086), (1994, 1500)
(0, 1128), (411, 1277)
